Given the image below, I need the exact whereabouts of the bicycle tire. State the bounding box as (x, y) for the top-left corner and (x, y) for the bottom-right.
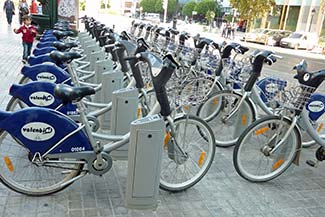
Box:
(233, 115), (300, 182)
(197, 90), (256, 147)
(6, 96), (28, 112)
(159, 114), (216, 192)
(0, 130), (84, 196)
(18, 75), (30, 84)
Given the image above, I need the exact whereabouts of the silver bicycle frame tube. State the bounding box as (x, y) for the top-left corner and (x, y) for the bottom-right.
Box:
(269, 115), (299, 154)
(251, 85), (272, 116)
(224, 91), (248, 121)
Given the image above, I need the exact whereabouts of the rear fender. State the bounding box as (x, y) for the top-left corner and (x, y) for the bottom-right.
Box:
(21, 63), (71, 84)
(9, 82), (77, 115)
(0, 108), (92, 155)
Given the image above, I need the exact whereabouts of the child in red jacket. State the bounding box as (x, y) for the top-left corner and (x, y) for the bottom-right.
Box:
(14, 15), (37, 63)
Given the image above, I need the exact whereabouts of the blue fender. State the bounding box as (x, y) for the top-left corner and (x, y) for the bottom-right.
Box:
(9, 81), (77, 115)
(0, 108), (93, 155)
(33, 47), (57, 56)
(21, 63), (71, 84)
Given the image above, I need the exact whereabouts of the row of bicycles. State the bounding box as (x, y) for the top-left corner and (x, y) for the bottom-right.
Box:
(1, 16), (325, 197)
(129, 21), (325, 181)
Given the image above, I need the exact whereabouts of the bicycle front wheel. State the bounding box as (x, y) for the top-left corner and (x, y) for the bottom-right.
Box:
(160, 115), (216, 192)
(0, 130), (84, 196)
(197, 90), (255, 147)
(233, 116), (300, 182)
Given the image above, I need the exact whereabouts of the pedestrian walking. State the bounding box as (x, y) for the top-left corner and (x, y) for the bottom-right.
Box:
(3, 0), (15, 26)
(18, 0), (29, 25)
(221, 22), (226, 38)
(29, 0), (37, 14)
(226, 23), (231, 39)
(231, 23), (236, 40)
(13, 15), (37, 63)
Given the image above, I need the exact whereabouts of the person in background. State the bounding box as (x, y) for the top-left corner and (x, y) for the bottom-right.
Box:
(3, 0), (15, 26)
(18, 0), (29, 24)
(13, 15), (37, 64)
(29, 0), (37, 14)
(37, 1), (42, 14)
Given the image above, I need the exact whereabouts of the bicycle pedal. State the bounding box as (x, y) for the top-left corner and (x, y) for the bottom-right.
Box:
(306, 160), (318, 168)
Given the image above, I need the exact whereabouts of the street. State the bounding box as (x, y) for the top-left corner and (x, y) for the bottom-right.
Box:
(88, 13), (325, 83)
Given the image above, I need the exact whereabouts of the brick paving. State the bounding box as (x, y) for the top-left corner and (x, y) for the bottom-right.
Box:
(1, 11), (325, 217)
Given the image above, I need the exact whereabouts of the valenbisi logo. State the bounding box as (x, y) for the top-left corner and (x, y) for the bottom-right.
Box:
(36, 72), (57, 83)
(29, 92), (55, 106)
(308, 101), (325, 113)
(21, 122), (55, 141)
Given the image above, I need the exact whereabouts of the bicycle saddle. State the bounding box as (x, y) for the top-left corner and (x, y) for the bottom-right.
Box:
(146, 24), (153, 31)
(50, 51), (82, 64)
(139, 23), (146, 29)
(169, 28), (179, 35)
(222, 42), (249, 58)
(52, 41), (78, 51)
(54, 84), (95, 104)
(53, 30), (74, 40)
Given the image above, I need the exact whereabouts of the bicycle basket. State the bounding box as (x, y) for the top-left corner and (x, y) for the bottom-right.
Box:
(224, 58), (252, 89)
(265, 81), (316, 111)
(167, 77), (211, 107)
(258, 77), (287, 104)
(178, 45), (201, 66)
(199, 53), (220, 75)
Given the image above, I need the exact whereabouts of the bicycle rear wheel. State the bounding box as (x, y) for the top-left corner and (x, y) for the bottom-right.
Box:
(6, 96), (28, 111)
(160, 115), (215, 192)
(233, 116), (300, 182)
(0, 130), (84, 196)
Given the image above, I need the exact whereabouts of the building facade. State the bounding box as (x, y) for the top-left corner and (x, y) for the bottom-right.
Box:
(265, 0), (324, 36)
(109, 0), (139, 15)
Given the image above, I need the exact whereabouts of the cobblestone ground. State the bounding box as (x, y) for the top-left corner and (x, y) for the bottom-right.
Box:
(1, 13), (325, 217)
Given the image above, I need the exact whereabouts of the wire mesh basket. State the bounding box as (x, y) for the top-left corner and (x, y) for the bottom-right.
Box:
(263, 79), (316, 111)
(223, 58), (253, 89)
(177, 45), (201, 66)
(167, 77), (212, 107)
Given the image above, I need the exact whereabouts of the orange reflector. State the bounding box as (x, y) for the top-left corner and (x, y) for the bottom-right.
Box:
(183, 105), (190, 111)
(272, 159), (284, 170)
(137, 107), (141, 119)
(198, 151), (206, 167)
(317, 123), (324, 133)
(164, 132), (172, 147)
(242, 114), (247, 125)
(4, 156), (14, 172)
(212, 98), (218, 106)
(255, 127), (269, 135)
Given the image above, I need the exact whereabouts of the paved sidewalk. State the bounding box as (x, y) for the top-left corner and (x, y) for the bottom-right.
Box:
(2, 13), (325, 217)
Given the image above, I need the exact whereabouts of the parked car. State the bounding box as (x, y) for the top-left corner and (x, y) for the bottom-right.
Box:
(280, 32), (319, 50)
(242, 29), (270, 43)
(144, 13), (160, 24)
(258, 30), (292, 46)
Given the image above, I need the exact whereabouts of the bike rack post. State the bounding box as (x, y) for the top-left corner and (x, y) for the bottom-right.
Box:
(93, 59), (114, 103)
(126, 114), (165, 209)
(83, 44), (101, 64)
(110, 87), (138, 160)
(81, 39), (96, 50)
(78, 33), (91, 45)
(98, 69), (124, 131)
(87, 50), (105, 83)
